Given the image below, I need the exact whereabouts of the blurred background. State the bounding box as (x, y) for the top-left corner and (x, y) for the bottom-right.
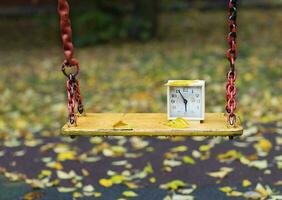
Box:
(0, 0), (281, 200)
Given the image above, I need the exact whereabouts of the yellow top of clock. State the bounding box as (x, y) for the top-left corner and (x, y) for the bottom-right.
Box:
(165, 80), (203, 87)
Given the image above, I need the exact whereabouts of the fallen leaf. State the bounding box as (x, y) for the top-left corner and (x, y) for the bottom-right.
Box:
(23, 191), (44, 200)
(73, 192), (83, 198)
(83, 185), (95, 192)
(165, 118), (189, 128)
(99, 178), (113, 187)
(227, 191), (243, 197)
(111, 175), (125, 184)
(56, 170), (76, 179)
(219, 186), (233, 193)
(57, 187), (77, 193)
(122, 190), (138, 197)
(242, 179), (252, 187)
(163, 159), (182, 167)
(254, 138), (272, 153)
(172, 194), (194, 200)
(94, 192), (102, 197)
(249, 160), (268, 170)
(199, 145), (211, 152)
(182, 156), (195, 165)
(217, 150), (241, 162)
(166, 80), (199, 86)
(171, 145), (188, 152)
(207, 167), (233, 179)
(144, 163), (154, 174)
(149, 177), (156, 183)
(160, 180), (187, 191)
(46, 162), (63, 170)
(57, 151), (76, 161)
(243, 191), (262, 199)
(255, 183), (270, 198)
(113, 121), (129, 129)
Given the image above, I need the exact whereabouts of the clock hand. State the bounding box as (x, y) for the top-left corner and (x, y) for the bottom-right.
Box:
(177, 90), (188, 112)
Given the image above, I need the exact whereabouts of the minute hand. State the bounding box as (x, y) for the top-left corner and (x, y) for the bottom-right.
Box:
(178, 90), (188, 112)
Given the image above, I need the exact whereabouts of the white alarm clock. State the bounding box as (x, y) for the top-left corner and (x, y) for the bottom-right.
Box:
(166, 80), (205, 121)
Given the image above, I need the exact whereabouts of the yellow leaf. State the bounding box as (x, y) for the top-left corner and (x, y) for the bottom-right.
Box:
(165, 118), (189, 129)
(94, 192), (102, 197)
(82, 185), (95, 193)
(254, 138), (272, 153)
(228, 191), (243, 197)
(199, 145), (211, 152)
(149, 177), (156, 183)
(46, 162), (63, 170)
(165, 80), (199, 86)
(23, 192), (44, 200)
(217, 150), (241, 162)
(113, 121), (129, 129)
(163, 159), (182, 167)
(82, 169), (89, 176)
(182, 156), (195, 165)
(57, 151), (76, 161)
(38, 170), (52, 179)
(111, 175), (124, 184)
(41, 170), (52, 177)
(99, 178), (113, 188)
(207, 167), (233, 179)
(125, 182), (139, 189)
(57, 170), (76, 179)
(160, 180), (187, 191)
(255, 183), (269, 197)
(249, 160), (268, 170)
(122, 191), (138, 197)
(73, 192), (83, 198)
(144, 163), (154, 174)
(219, 186), (233, 193)
(242, 179), (252, 187)
(57, 187), (76, 193)
(171, 145), (188, 152)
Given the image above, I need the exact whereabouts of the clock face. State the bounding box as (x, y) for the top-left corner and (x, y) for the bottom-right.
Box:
(168, 86), (203, 119)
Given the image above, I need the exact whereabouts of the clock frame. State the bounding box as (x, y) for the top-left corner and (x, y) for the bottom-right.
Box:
(166, 80), (205, 121)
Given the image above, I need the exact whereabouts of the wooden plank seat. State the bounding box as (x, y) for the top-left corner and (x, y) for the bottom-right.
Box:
(62, 113), (243, 137)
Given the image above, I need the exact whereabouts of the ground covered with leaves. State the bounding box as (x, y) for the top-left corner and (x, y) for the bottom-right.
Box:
(0, 9), (281, 200)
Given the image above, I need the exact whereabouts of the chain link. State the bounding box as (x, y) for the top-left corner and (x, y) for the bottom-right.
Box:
(66, 74), (84, 125)
(58, 0), (75, 65)
(226, 0), (238, 126)
(58, 0), (84, 125)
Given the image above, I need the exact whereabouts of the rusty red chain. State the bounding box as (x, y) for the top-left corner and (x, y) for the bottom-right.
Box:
(58, 0), (84, 125)
(226, 0), (238, 126)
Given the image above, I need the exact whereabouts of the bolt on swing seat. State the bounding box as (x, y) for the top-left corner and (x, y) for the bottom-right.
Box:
(58, 0), (243, 137)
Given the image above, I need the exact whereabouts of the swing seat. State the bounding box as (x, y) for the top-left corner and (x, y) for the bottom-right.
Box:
(61, 113), (243, 137)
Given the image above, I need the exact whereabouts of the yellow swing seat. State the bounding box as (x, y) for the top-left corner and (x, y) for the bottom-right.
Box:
(62, 113), (243, 137)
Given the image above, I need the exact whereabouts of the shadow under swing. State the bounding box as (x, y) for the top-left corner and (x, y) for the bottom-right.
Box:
(58, 0), (243, 137)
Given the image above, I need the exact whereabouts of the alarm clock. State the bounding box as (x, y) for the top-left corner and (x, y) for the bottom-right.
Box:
(166, 80), (205, 121)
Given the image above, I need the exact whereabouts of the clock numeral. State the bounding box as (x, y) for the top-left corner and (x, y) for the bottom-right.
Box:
(171, 100), (175, 103)
(171, 94), (177, 98)
(195, 94), (199, 98)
